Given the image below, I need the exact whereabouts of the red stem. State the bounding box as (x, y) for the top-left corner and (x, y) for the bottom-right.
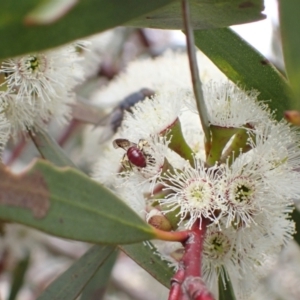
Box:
(168, 219), (215, 300)
(182, 219), (203, 278)
(58, 119), (80, 147)
(5, 137), (27, 166)
(183, 277), (214, 300)
(169, 268), (186, 300)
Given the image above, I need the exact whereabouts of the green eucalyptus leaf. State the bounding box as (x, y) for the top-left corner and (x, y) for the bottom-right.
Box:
(120, 242), (174, 288)
(25, 0), (79, 25)
(218, 271), (236, 300)
(0, 160), (155, 244)
(80, 249), (118, 300)
(37, 245), (115, 300)
(292, 209), (300, 246)
(8, 253), (30, 300)
(128, 0), (265, 29)
(279, 0), (300, 107)
(0, 0), (176, 59)
(194, 28), (296, 119)
(29, 126), (76, 168)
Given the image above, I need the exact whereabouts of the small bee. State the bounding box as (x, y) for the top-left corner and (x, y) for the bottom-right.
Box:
(113, 138), (150, 169)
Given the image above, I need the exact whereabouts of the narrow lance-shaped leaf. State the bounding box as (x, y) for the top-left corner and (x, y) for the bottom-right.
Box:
(291, 209), (300, 246)
(120, 242), (174, 288)
(279, 0), (300, 107)
(8, 253), (30, 300)
(0, 0), (176, 59)
(127, 0), (264, 30)
(37, 245), (115, 300)
(29, 126), (76, 168)
(194, 28), (296, 119)
(80, 249), (119, 300)
(0, 160), (156, 244)
(218, 272), (236, 300)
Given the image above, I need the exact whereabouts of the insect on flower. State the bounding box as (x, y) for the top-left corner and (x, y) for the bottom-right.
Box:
(96, 88), (155, 143)
(113, 138), (150, 168)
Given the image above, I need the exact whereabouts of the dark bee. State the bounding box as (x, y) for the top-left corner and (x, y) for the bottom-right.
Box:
(97, 88), (155, 142)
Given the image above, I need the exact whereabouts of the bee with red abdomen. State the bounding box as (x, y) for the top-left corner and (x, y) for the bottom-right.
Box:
(113, 138), (151, 169)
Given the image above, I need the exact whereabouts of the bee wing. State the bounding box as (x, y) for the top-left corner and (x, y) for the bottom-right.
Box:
(95, 113), (111, 126)
(96, 108), (124, 143)
(95, 108), (122, 126)
(113, 138), (134, 150)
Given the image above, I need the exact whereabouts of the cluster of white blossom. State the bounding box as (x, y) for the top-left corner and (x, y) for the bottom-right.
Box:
(93, 51), (299, 299)
(0, 44), (84, 152)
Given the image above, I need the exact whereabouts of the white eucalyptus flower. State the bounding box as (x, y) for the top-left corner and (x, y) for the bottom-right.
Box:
(121, 89), (190, 137)
(0, 109), (10, 152)
(0, 44), (85, 142)
(203, 81), (271, 128)
(160, 159), (224, 229)
(0, 92), (35, 137)
(202, 221), (282, 300)
(218, 153), (277, 228)
(1, 45), (84, 103)
(244, 121), (300, 205)
(0, 89), (71, 140)
(249, 120), (300, 172)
